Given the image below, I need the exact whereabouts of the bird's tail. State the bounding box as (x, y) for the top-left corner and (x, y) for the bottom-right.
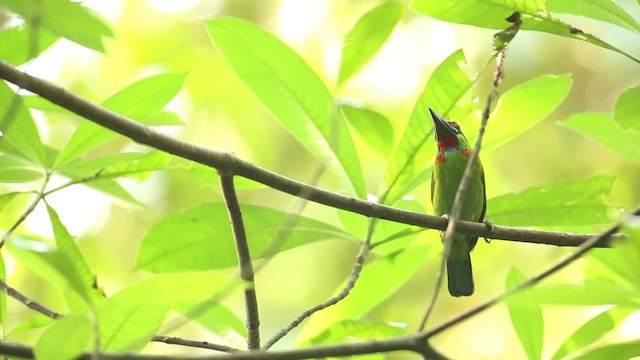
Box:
(447, 253), (474, 297)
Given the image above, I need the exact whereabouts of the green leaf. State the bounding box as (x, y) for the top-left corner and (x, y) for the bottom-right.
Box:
(552, 306), (637, 360)
(410, 0), (640, 64)
(176, 303), (246, 338)
(506, 267), (543, 360)
(340, 104), (394, 155)
(46, 205), (103, 307)
(0, 253), (6, 330)
(506, 282), (640, 307)
(34, 313), (91, 360)
(206, 18), (366, 198)
(379, 49), (473, 205)
(614, 85), (640, 131)
(590, 226), (640, 286)
(137, 202), (353, 272)
(304, 320), (406, 345)
(486, 176), (617, 227)
(560, 112), (640, 165)
(483, 74), (572, 150)
(54, 73), (187, 168)
(0, 154), (44, 183)
(58, 152), (171, 181)
(99, 301), (167, 352)
(572, 339), (640, 360)
(0, 192), (23, 213)
(547, 0), (640, 34)
(82, 179), (146, 209)
(0, 83), (46, 166)
(297, 245), (429, 343)
(0, 25), (59, 66)
(0, 0), (113, 52)
(337, 2), (403, 85)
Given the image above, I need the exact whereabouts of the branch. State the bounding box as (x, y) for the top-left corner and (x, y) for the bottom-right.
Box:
(219, 173), (261, 350)
(0, 60), (623, 248)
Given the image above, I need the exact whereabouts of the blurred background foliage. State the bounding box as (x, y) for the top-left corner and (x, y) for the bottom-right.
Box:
(1, 0), (640, 359)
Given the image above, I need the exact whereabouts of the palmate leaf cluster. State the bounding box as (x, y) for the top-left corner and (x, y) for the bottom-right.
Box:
(0, 0), (639, 359)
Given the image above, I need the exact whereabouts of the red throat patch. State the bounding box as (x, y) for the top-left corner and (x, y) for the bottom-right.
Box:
(436, 136), (471, 162)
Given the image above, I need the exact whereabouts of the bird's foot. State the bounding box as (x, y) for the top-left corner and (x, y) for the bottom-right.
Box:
(483, 220), (494, 243)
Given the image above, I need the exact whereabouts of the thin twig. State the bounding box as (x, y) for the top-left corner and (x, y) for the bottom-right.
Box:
(423, 205), (640, 339)
(263, 220), (377, 349)
(0, 60), (623, 248)
(219, 173), (261, 350)
(0, 173), (50, 248)
(418, 17), (517, 330)
(0, 279), (61, 319)
(150, 336), (240, 353)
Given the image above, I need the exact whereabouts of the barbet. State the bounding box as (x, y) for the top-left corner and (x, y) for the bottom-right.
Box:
(430, 108), (486, 297)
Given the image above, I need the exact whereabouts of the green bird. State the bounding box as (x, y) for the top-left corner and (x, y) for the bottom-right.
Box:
(430, 108), (486, 297)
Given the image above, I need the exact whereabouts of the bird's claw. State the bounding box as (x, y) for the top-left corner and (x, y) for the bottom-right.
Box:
(483, 220), (494, 243)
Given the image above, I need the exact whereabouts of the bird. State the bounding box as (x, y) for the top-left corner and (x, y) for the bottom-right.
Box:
(429, 108), (486, 297)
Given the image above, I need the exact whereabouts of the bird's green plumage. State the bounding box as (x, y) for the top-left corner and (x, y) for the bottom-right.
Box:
(429, 109), (486, 297)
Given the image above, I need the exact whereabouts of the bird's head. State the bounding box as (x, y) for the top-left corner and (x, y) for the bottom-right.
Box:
(429, 108), (472, 161)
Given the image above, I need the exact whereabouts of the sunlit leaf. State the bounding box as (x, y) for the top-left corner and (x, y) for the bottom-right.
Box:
(206, 18), (366, 198)
(614, 85), (640, 131)
(486, 176), (617, 227)
(572, 339), (640, 360)
(176, 303), (246, 338)
(483, 74), (572, 150)
(379, 49), (473, 205)
(340, 104), (394, 155)
(83, 179), (146, 209)
(506, 282), (640, 307)
(58, 151), (171, 181)
(0, 0), (112, 52)
(506, 267), (543, 360)
(547, 0), (640, 34)
(0, 25), (59, 66)
(560, 112), (640, 165)
(297, 245), (429, 343)
(551, 306), (637, 360)
(137, 202), (353, 272)
(337, 1), (403, 85)
(0, 154), (44, 183)
(54, 73), (187, 168)
(304, 319), (406, 345)
(410, 0), (640, 64)
(34, 313), (91, 360)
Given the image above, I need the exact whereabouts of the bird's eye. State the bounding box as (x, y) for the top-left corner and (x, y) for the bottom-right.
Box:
(448, 121), (462, 134)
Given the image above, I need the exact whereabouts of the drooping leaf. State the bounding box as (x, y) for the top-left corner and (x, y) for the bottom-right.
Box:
(136, 202), (353, 272)
(34, 313), (91, 360)
(547, 0), (640, 34)
(340, 104), (394, 155)
(0, 154), (44, 183)
(0, 25), (59, 66)
(297, 245), (429, 343)
(506, 267), (543, 360)
(551, 306), (637, 360)
(410, 0), (640, 64)
(614, 85), (640, 131)
(0, 0), (113, 52)
(54, 73), (187, 168)
(337, 1), (403, 85)
(83, 179), (147, 209)
(560, 112), (640, 165)
(379, 49), (473, 205)
(483, 74), (572, 150)
(486, 176), (617, 227)
(206, 18), (366, 198)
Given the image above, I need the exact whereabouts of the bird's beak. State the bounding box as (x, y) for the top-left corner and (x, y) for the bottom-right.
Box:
(429, 108), (456, 140)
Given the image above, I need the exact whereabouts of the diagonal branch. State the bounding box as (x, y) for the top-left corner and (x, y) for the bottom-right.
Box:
(0, 60), (624, 248)
(219, 173), (261, 350)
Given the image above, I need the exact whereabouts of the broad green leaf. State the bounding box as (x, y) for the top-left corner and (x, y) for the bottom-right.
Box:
(0, 83), (46, 166)
(572, 339), (640, 360)
(506, 267), (543, 360)
(614, 85), (640, 131)
(58, 152), (171, 181)
(137, 202), (353, 272)
(483, 74), (572, 150)
(54, 73), (187, 168)
(303, 320), (406, 345)
(297, 245), (429, 343)
(506, 282), (640, 307)
(0, 0), (113, 52)
(379, 49), (473, 205)
(34, 313), (91, 360)
(206, 18), (366, 198)
(99, 302), (167, 351)
(176, 303), (246, 338)
(0, 154), (44, 183)
(6, 235), (99, 310)
(560, 112), (640, 165)
(81, 179), (146, 209)
(552, 306), (637, 360)
(340, 104), (394, 155)
(547, 0), (640, 34)
(46, 205), (102, 307)
(337, 2), (403, 85)
(486, 176), (617, 227)
(0, 25), (59, 66)
(410, 0), (640, 64)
